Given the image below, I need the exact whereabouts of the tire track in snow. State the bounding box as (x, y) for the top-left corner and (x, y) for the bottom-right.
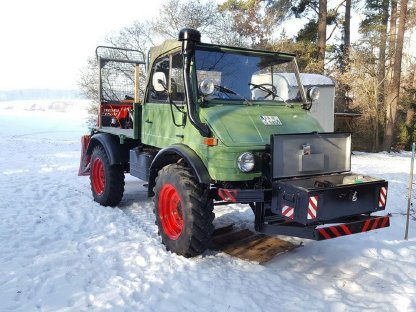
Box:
(119, 179), (162, 244)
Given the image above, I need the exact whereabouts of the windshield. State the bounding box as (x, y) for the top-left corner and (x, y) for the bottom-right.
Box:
(194, 47), (303, 103)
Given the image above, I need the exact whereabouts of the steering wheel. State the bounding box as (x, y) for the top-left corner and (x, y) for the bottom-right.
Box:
(249, 83), (277, 100)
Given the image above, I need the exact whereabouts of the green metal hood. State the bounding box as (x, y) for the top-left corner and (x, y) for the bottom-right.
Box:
(201, 104), (324, 147)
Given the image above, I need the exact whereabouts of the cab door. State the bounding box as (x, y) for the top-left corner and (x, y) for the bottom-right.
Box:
(142, 53), (186, 148)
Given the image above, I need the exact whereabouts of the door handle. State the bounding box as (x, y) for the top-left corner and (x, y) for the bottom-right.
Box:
(145, 119), (153, 124)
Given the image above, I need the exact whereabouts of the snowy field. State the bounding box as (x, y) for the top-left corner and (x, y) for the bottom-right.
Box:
(0, 100), (415, 311)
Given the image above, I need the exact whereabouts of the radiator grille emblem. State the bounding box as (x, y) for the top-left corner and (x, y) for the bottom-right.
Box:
(260, 115), (282, 126)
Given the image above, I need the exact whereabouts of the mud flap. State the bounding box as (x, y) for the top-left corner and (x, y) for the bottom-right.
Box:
(78, 135), (91, 176)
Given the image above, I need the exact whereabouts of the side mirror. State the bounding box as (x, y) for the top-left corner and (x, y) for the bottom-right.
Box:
(152, 72), (167, 92)
(306, 87), (320, 102)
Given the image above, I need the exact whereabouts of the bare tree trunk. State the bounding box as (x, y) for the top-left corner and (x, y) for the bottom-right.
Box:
(406, 107), (415, 127)
(376, 0), (389, 151)
(337, 0), (352, 113)
(384, 0), (397, 150)
(374, 82), (379, 152)
(384, 0), (408, 151)
(343, 0), (351, 66)
(414, 64), (416, 103)
(388, 0), (398, 64)
(406, 65), (416, 128)
(317, 0), (327, 73)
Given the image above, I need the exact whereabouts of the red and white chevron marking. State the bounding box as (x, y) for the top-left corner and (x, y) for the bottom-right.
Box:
(307, 196), (318, 220)
(379, 187), (387, 207)
(282, 205), (294, 219)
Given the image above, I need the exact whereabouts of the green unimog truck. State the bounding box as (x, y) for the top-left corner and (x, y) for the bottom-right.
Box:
(79, 29), (390, 257)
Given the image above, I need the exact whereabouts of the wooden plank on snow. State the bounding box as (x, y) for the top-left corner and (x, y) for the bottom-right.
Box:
(210, 225), (300, 263)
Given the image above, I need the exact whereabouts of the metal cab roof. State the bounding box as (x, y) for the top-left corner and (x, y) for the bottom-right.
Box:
(148, 39), (182, 67)
(148, 40), (297, 68)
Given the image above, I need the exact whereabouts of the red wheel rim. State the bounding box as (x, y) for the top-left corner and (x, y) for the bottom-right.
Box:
(92, 157), (105, 195)
(158, 184), (183, 240)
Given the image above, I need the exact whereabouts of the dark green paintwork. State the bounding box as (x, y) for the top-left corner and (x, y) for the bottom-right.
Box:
(201, 103), (323, 147)
(139, 100), (322, 181)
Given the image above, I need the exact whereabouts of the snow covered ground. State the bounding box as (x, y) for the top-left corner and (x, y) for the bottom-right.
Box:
(0, 100), (415, 311)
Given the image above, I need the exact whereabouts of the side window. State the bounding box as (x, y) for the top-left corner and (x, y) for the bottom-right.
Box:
(148, 57), (169, 102)
(170, 54), (185, 102)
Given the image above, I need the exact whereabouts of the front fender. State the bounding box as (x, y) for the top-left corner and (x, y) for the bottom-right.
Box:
(148, 144), (211, 197)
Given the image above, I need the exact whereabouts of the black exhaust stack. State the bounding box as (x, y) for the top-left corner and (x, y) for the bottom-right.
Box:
(179, 28), (211, 137)
(179, 28), (201, 43)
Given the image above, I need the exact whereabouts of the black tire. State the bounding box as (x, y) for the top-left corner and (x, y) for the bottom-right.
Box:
(90, 145), (125, 207)
(154, 164), (214, 257)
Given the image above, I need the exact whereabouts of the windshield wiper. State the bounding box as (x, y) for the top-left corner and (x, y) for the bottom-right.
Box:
(214, 85), (236, 95)
(249, 82), (293, 108)
(214, 84), (253, 106)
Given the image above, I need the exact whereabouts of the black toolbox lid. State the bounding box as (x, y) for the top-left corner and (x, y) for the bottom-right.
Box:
(271, 132), (351, 179)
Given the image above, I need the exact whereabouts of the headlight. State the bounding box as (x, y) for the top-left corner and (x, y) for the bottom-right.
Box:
(307, 87), (320, 101)
(199, 79), (215, 95)
(237, 152), (255, 172)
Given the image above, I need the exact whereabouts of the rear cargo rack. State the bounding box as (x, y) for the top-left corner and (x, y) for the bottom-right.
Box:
(96, 46), (146, 103)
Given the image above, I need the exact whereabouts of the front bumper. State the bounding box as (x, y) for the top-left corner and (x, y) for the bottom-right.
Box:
(215, 187), (390, 240)
(260, 214), (391, 240)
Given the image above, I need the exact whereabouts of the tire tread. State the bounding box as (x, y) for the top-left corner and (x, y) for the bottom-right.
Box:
(90, 145), (125, 207)
(154, 164), (214, 257)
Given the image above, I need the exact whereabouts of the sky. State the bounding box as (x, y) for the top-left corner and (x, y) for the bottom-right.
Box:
(0, 0), (164, 90)
(0, 0), (329, 91)
(0, 1), (413, 91)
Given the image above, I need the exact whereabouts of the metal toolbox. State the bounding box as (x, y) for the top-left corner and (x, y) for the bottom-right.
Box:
(271, 132), (352, 179)
(271, 173), (388, 225)
(270, 132), (388, 225)
(129, 149), (153, 181)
